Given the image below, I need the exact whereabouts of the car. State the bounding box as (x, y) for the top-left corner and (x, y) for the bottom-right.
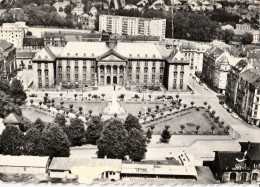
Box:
(204, 87), (208, 90)
(166, 96), (173, 100)
(227, 108), (232, 113)
(231, 112), (239, 119)
(223, 104), (228, 109)
(29, 94), (37, 97)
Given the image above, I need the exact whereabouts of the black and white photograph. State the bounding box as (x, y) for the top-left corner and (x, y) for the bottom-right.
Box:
(0, 0), (259, 185)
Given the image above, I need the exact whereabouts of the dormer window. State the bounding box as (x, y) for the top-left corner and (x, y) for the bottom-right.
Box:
(153, 54), (156, 58)
(129, 54), (132, 57)
(145, 54), (148, 57)
(75, 53), (78, 56)
(92, 53), (94, 56)
(137, 54), (140, 57)
(45, 55), (48, 59)
(83, 53), (86, 56)
(67, 53), (70, 56)
(38, 55), (41, 59)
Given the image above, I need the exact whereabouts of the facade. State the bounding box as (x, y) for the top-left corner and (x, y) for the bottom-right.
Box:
(0, 155), (49, 174)
(53, 1), (70, 17)
(213, 142), (260, 183)
(226, 60), (248, 108)
(71, 3), (84, 16)
(22, 37), (44, 51)
(16, 51), (36, 70)
(236, 23), (251, 30)
(180, 43), (206, 73)
(235, 69), (260, 126)
(78, 14), (96, 30)
(0, 22), (28, 48)
(163, 49), (190, 91)
(202, 47), (231, 94)
(43, 32), (66, 47)
(99, 15), (166, 40)
(32, 41), (189, 91)
(0, 40), (16, 80)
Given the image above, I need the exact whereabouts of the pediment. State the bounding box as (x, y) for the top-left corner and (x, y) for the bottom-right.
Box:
(96, 49), (127, 61)
(102, 54), (124, 61)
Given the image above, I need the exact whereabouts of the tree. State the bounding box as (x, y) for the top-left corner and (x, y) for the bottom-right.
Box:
(220, 29), (234, 44)
(191, 101), (194, 107)
(88, 94), (91, 100)
(241, 32), (253, 44)
(151, 114), (155, 121)
(0, 125), (24, 155)
(0, 91), (22, 118)
(196, 125), (200, 134)
(160, 125), (171, 143)
(9, 78), (27, 101)
(79, 106), (83, 114)
(97, 118), (129, 159)
(124, 114), (141, 131)
(65, 118), (86, 146)
(211, 126), (215, 134)
(23, 127), (41, 155)
(180, 124), (185, 133)
(156, 105), (160, 111)
(60, 93), (63, 100)
(64, 4), (72, 15)
(183, 104), (187, 109)
(134, 94), (139, 101)
(101, 93), (105, 100)
(114, 113), (117, 118)
(54, 113), (67, 126)
(51, 99), (55, 106)
(69, 104), (73, 112)
(127, 128), (147, 161)
(47, 104), (51, 110)
(74, 94), (78, 100)
(65, 109), (69, 116)
(38, 124), (70, 157)
(30, 99), (34, 106)
(0, 78), (10, 93)
(146, 128), (152, 139)
(85, 116), (103, 145)
(39, 101), (42, 108)
(88, 110), (93, 116)
(203, 102), (207, 108)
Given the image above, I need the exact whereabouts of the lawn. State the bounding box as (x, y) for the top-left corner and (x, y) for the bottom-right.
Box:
(143, 108), (226, 135)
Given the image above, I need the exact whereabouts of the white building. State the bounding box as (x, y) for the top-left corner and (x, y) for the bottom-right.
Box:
(99, 15), (166, 40)
(0, 155), (49, 174)
(16, 51), (36, 70)
(0, 22), (28, 48)
(71, 3), (84, 16)
(53, 1), (70, 17)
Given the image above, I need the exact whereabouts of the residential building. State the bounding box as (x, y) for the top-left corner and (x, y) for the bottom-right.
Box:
(78, 14), (96, 30)
(0, 22), (28, 48)
(43, 32), (66, 47)
(202, 47), (231, 94)
(99, 15), (166, 40)
(53, 1), (70, 17)
(16, 51), (36, 70)
(235, 69), (260, 126)
(163, 49), (190, 91)
(22, 37), (44, 51)
(213, 142), (260, 183)
(226, 60), (248, 108)
(89, 6), (98, 16)
(180, 42), (207, 73)
(71, 3), (84, 16)
(247, 49), (260, 69)
(32, 41), (190, 91)
(0, 155), (50, 174)
(0, 40), (16, 80)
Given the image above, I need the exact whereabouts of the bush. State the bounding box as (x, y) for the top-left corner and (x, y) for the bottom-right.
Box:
(186, 122), (196, 127)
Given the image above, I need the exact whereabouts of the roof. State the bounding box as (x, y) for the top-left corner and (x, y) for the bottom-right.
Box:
(166, 49), (189, 64)
(248, 50), (260, 59)
(232, 59), (247, 73)
(239, 69), (260, 87)
(58, 42), (164, 60)
(3, 113), (22, 124)
(23, 37), (44, 47)
(216, 151), (247, 171)
(49, 158), (122, 171)
(16, 51), (36, 59)
(0, 40), (13, 50)
(43, 32), (65, 38)
(33, 46), (56, 62)
(239, 142), (260, 160)
(0, 155), (49, 167)
(121, 164), (197, 176)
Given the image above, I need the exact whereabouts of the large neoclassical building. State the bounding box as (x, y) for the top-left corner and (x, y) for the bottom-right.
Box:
(32, 41), (190, 91)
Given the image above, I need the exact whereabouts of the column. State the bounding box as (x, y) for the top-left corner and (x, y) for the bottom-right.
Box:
(104, 65), (107, 85)
(123, 66), (126, 85)
(117, 66), (120, 85)
(98, 65), (100, 85)
(111, 66), (113, 85)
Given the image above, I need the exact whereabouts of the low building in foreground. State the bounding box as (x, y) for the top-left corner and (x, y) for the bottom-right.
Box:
(0, 155), (50, 174)
(16, 51), (36, 70)
(213, 142), (260, 184)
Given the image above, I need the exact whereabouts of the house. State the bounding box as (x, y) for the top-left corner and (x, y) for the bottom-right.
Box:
(221, 24), (235, 31)
(163, 49), (190, 92)
(78, 14), (96, 29)
(124, 4), (138, 10)
(213, 142), (260, 183)
(22, 37), (44, 51)
(3, 112), (23, 130)
(43, 32), (66, 47)
(202, 47), (231, 94)
(89, 6), (98, 17)
(16, 51), (36, 70)
(53, 1), (70, 17)
(0, 155), (50, 174)
(48, 157), (122, 182)
(71, 3), (84, 16)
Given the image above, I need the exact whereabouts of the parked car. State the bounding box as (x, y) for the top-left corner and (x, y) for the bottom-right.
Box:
(227, 108), (233, 113)
(231, 112), (239, 119)
(204, 86), (208, 90)
(223, 104), (228, 109)
(166, 96), (173, 100)
(29, 94), (37, 97)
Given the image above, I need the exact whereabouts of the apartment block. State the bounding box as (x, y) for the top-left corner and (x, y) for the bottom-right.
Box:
(99, 15), (166, 40)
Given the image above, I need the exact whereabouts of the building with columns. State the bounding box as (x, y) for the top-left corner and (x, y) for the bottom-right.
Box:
(32, 41), (190, 91)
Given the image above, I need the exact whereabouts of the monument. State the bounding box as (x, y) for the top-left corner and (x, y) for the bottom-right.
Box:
(103, 92), (126, 115)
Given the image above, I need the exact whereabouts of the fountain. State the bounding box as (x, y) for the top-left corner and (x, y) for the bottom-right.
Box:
(103, 92), (126, 115)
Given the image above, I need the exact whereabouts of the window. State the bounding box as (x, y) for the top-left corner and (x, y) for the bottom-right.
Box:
(91, 68), (95, 73)
(67, 60), (70, 66)
(83, 74), (86, 79)
(38, 78), (42, 82)
(38, 71), (41, 76)
(83, 67), (86, 72)
(173, 79), (177, 89)
(59, 73), (62, 79)
(160, 68), (163, 73)
(137, 67), (140, 73)
(174, 72), (177, 78)
(38, 63), (41, 69)
(152, 75), (155, 80)
(145, 62), (148, 66)
(83, 60), (86, 66)
(67, 74), (70, 79)
(153, 62), (156, 67)
(174, 65), (177, 70)
(75, 60), (78, 66)
(136, 75), (139, 79)
(181, 65), (184, 70)
(180, 72), (184, 78)
(152, 68), (156, 73)
(144, 75), (147, 80)
(144, 68), (148, 73)
(160, 75), (163, 80)
(180, 79), (183, 89)
(75, 74), (78, 80)
(58, 60), (62, 66)
(75, 67), (78, 72)
(45, 70), (48, 76)
(58, 67), (62, 72)
(66, 67), (70, 72)
(137, 62), (140, 67)
(91, 74), (94, 79)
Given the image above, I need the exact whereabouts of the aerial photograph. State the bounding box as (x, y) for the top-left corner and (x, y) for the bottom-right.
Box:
(0, 0), (259, 185)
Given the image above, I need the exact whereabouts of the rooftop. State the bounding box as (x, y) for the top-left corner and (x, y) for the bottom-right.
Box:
(239, 142), (260, 160)
(3, 113), (22, 124)
(16, 51), (36, 58)
(240, 69), (260, 87)
(0, 155), (49, 167)
(0, 40), (13, 51)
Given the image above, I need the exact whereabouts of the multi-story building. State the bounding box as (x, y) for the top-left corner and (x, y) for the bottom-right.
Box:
(0, 22), (28, 48)
(0, 40), (16, 80)
(71, 3), (84, 16)
(226, 60), (248, 108)
(180, 42), (207, 74)
(78, 14), (96, 30)
(202, 47), (231, 94)
(32, 41), (189, 91)
(213, 142), (260, 183)
(99, 15), (166, 40)
(42, 32), (66, 47)
(236, 69), (260, 126)
(163, 49), (190, 91)
(22, 37), (44, 51)
(16, 51), (36, 70)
